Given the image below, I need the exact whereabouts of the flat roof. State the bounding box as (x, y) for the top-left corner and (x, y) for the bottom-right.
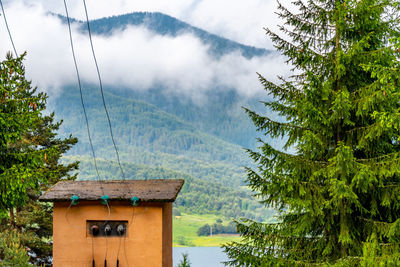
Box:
(39, 179), (184, 202)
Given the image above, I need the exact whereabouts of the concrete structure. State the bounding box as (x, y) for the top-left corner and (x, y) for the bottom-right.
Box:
(40, 179), (184, 267)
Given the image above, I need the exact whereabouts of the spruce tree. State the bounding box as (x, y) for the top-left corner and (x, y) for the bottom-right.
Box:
(0, 53), (78, 264)
(223, 0), (400, 265)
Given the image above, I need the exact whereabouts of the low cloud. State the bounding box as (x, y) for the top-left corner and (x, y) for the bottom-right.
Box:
(0, 1), (290, 103)
(14, 0), (280, 48)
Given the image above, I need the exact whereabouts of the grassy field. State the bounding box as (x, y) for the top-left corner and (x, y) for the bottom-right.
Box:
(173, 213), (241, 247)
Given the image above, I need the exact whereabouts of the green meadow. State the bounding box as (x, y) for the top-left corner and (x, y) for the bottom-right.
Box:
(173, 213), (241, 247)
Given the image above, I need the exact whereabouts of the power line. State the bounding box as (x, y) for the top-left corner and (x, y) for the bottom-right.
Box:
(0, 0), (18, 57)
(82, 0), (126, 181)
(63, 0), (103, 188)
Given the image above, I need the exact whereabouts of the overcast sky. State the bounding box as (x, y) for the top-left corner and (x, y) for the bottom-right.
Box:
(15, 0), (280, 48)
(0, 0), (289, 102)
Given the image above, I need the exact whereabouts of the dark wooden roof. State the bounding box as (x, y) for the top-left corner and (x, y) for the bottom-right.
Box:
(39, 179), (184, 202)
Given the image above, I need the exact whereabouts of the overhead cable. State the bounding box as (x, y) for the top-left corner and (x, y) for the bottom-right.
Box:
(82, 0), (126, 181)
(0, 0), (18, 57)
(63, 0), (103, 190)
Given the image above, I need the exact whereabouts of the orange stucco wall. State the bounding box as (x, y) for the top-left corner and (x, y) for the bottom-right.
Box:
(53, 201), (172, 267)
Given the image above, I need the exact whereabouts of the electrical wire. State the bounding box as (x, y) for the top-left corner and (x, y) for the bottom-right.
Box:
(128, 206), (136, 228)
(102, 201), (111, 266)
(64, 2), (144, 265)
(0, 0), (18, 57)
(116, 235), (122, 266)
(63, 0), (104, 195)
(128, 206), (149, 227)
(63, 2), (109, 252)
(105, 201), (111, 219)
(65, 196), (109, 229)
(123, 233), (130, 267)
(91, 235), (95, 267)
(122, 206), (148, 267)
(82, 0), (126, 181)
(65, 202), (83, 229)
(105, 233), (108, 266)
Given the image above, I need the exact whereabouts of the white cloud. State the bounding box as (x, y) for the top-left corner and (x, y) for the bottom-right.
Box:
(176, 0), (279, 49)
(10, 0), (280, 48)
(0, 2), (76, 97)
(0, 1), (290, 103)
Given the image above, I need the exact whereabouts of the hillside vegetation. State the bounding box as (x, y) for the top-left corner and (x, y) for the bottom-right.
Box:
(56, 87), (252, 186)
(50, 12), (277, 226)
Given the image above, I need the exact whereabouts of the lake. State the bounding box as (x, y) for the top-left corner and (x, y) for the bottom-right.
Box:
(173, 247), (228, 267)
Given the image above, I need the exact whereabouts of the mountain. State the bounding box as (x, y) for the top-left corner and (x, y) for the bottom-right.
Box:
(52, 12), (276, 220)
(54, 12), (275, 149)
(55, 87), (269, 220)
(87, 12), (269, 58)
(56, 12), (269, 59)
(56, 87), (249, 187)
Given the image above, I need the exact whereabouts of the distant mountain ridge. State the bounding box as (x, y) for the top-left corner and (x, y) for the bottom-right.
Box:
(55, 11), (270, 58)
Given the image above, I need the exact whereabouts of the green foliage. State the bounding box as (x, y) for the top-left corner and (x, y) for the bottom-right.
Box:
(197, 222), (237, 236)
(223, 0), (400, 266)
(0, 52), (50, 215)
(177, 253), (191, 267)
(176, 236), (194, 247)
(0, 54), (78, 265)
(0, 230), (30, 267)
(197, 224), (212, 236)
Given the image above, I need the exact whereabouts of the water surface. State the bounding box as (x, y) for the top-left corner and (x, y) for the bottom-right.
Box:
(173, 247), (228, 267)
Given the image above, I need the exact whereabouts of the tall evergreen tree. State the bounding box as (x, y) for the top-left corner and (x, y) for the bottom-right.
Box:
(223, 0), (400, 265)
(0, 53), (78, 265)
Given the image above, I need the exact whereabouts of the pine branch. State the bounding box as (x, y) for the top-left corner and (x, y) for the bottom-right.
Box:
(244, 108), (311, 136)
(357, 216), (394, 227)
(278, 24), (331, 52)
(257, 73), (302, 102)
(277, 0), (335, 33)
(266, 28), (329, 68)
(260, 101), (300, 121)
(256, 139), (328, 166)
(293, 0), (329, 19)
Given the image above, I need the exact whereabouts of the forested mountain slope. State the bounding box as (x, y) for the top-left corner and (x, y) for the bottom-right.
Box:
(105, 87), (267, 150)
(56, 87), (249, 187)
(52, 12), (276, 220)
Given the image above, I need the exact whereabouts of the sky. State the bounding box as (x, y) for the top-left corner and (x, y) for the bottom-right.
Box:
(17, 0), (280, 48)
(0, 0), (290, 102)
